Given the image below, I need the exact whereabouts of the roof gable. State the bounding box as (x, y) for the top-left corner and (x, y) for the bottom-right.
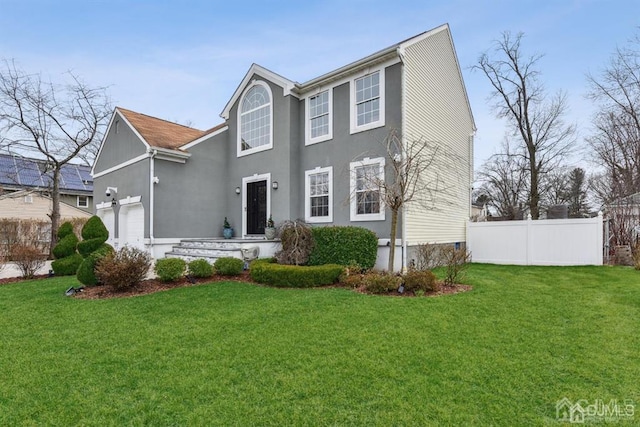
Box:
(220, 64), (297, 120)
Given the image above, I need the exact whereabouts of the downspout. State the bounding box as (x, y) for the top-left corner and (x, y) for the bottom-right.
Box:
(399, 46), (408, 273)
(149, 148), (157, 254)
(469, 132), (475, 218)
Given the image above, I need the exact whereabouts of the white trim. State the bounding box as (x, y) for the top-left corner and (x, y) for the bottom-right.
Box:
(77, 195), (89, 208)
(304, 166), (333, 223)
(349, 157), (386, 222)
(237, 81), (274, 158)
(181, 125), (228, 150)
(350, 67), (386, 134)
(241, 172), (271, 237)
(221, 64), (297, 120)
(119, 195), (142, 206)
(305, 89), (333, 145)
(92, 153), (149, 179)
(96, 201), (112, 210)
(153, 146), (191, 163)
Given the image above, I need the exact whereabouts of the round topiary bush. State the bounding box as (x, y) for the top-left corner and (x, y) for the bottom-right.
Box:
(76, 216), (111, 286)
(188, 259), (214, 278)
(214, 257), (244, 276)
(308, 226), (378, 270)
(155, 258), (186, 282)
(51, 253), (83, 276)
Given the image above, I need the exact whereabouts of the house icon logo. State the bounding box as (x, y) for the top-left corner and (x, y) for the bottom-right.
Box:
(556, 397), (585, 423)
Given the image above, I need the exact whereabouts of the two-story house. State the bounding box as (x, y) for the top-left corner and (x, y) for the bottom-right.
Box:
(91, 23), (475, 271)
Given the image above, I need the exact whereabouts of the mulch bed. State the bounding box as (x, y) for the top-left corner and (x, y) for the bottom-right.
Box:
(1, 271), (472, 299)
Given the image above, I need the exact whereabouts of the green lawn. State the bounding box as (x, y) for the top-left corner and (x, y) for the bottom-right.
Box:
(0, 264), (638, 425)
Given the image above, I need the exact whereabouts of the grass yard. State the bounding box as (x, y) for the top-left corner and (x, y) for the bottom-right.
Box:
(0, 264), (638, 425)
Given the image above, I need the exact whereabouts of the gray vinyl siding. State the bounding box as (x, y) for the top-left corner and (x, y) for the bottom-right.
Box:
(93, 113), (148, 174)
(153, 131), (227, 238)
(403, 27), (474, 244)
(298, 62), (403, 238)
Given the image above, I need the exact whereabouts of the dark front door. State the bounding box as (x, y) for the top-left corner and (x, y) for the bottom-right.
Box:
(246, 180), (267, 235)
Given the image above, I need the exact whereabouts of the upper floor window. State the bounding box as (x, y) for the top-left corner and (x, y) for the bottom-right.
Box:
(305, 166), (333, 223)
(350, 157), (385, 221)
(77, 195), (89, 208)
(238, 81), (273, 157)
(306, 90), (332, 145)
(350, 68), (386, 134)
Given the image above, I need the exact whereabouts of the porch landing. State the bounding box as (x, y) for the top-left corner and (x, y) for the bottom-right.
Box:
(165, 238), (281, 264)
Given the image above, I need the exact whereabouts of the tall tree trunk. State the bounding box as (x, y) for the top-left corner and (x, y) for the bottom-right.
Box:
(388, 208), (399, 272)
(49, 167), (61, 258)
(529, 150), (539, 219)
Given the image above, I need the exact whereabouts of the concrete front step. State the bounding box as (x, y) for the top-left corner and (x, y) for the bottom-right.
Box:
(165, 238), (281, 265)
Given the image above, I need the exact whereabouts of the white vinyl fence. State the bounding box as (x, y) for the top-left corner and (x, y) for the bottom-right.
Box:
(467, 213), (603, 266)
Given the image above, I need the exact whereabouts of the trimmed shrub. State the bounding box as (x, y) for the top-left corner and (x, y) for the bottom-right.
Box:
(96, 247), (152, 290)
(52, 221), (81, 276)
(214, 257), (244, 276)
(403, 269), (440, 292)
(250, 260), (343, 287)
(155, 258), (186, 282)
(308, 226), (378, 270)
(78, 216), (109, 257)
(77, 244), (114, 286)
(275, 219), (314, 265)
(10, 244), (46, 279)
(51, 253), (83, 276)
(362, 272), (403, 294)
(188, 259), (214, 278)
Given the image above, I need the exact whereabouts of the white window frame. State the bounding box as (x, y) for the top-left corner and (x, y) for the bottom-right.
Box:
(349, 157), (386, 222)
(305, 89), (333, 145)
(350, 67), (386, 134)
(77, 195), (89, 208)
(304, 166), (333, 223)
(237, 80), (274, 158)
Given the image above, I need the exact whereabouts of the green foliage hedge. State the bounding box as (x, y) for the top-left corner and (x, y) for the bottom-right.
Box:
(155, 258), (186, 282)
(214, 257), (244, 276)
(81, 216), (109, 241)
(188, 259), (214, 278)
(76, 244), (114, 286)
(77, 238), (107, 258)
(250, 259), (344, 288)
(308, 226), (378, 270)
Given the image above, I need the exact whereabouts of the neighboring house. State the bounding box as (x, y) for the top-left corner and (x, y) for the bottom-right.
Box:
(0, 190), (91, 221)
(0, 153), (94, 213)
(92, 23), (475, 270)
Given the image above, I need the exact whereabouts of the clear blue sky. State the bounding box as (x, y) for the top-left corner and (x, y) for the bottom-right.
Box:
(1, 0), (638, 169)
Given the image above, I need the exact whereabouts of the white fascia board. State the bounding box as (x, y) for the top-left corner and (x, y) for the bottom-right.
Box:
(221, 64), (298, 120)
(119, 195), (142, 206)
(91, 108), (119, 176)
(181, 125), (228, 150)
(152, 147), (191, 163)
(92, 153), (150, 179)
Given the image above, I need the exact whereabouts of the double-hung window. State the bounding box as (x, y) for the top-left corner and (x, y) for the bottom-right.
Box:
(350, 68), (385, 133)
(305, 166), (333, 223)
(306, 90), (332, 145)
(350, 157), (385, 221)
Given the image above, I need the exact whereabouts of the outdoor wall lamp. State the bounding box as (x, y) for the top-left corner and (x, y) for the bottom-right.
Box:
(235, 187), (241, 195)
(272, 181), (279, 190)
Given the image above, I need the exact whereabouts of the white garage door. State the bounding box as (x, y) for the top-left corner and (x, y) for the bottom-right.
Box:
(97, 208), (115, 247)
(119, 203), (145, 251)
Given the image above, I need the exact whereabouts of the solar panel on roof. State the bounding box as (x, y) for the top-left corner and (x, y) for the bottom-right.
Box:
(0, 156), (18, 185)
(14, 159), (44, 187)
(60, 165), (86, 191)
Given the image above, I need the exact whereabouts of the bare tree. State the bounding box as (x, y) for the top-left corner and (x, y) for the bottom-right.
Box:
(587, 31), (640, 202)
(473, 32), (576, 219)
(0, 60), (111, 254)
(476, 140), (528, 219)
(352, 129), (455, 271)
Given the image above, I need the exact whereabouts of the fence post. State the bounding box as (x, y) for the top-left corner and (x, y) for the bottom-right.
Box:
(597, 211), (604, 265)
(526, 213), (533, 265)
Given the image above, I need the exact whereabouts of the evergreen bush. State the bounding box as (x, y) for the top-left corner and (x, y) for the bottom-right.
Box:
(76, 244), (113, 286)
(188, 259), (214, 278)
(250, 260), (343, 287)
(51, 221), (82, 276)
(155, 258), (186, 282)
(308, 226), (378, 270)
(214, 257), (244, 276)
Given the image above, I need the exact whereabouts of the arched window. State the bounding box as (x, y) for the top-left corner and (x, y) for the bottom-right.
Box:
(238, 82), (272, 155)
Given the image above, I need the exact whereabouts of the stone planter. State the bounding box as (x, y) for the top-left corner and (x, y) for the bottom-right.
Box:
(264, 227), (276, 240)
